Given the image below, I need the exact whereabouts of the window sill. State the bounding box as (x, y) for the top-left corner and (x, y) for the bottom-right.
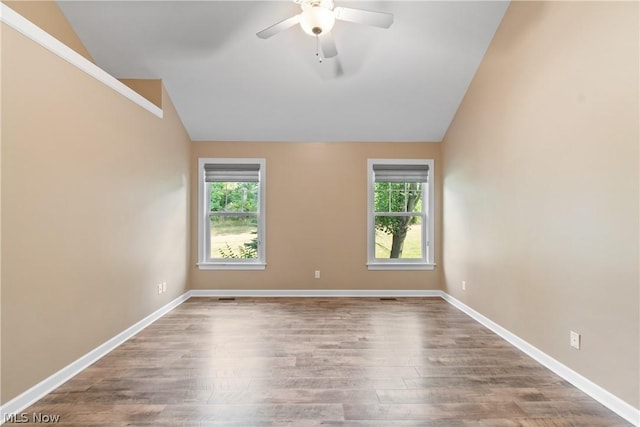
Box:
(197, 262), (266, 271)
(367, 263), (436, 271)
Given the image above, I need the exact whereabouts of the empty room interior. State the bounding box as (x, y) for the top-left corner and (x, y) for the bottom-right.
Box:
(1, 0), (639, 425)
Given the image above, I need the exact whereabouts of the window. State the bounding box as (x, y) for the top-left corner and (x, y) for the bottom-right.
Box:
(197, 158), (266, 270)
(367, 159), (434, 270)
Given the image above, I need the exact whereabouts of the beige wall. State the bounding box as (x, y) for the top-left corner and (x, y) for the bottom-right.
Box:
(0, 21), (191, 403)
(442, 1), (639, 408)
(190, 142), (443, 291)
(3, 0), (93, 62)
(119, 79), (163, 109)
(0, 11), (4, 403)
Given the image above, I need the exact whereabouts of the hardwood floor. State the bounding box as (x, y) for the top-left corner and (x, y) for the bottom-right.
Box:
(20, 297), (631, 426)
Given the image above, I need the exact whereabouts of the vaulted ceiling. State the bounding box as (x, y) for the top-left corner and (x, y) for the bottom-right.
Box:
(57, 1), (509, 142)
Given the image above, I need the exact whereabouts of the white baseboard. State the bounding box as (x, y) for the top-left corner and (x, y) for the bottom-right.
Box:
(2, 289), (637, 426)
(188, 289), (442, 298)
(440, 292), (640, 426)
(0, 292), (190, 424)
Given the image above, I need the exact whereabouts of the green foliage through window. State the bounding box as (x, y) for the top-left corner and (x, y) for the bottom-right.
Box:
(218, 238), (258, 259)
(374, 182), (422, 258)
(210, 182), (258, 213)
(209, 184), (260, 259)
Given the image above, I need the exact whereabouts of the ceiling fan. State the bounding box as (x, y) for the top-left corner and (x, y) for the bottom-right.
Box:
(256, 0), (394, 60)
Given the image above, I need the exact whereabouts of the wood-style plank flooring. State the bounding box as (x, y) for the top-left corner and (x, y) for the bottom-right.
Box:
(21, 297), (631, 426)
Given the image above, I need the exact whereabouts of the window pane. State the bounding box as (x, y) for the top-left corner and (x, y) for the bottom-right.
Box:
(374, 182), (422, 213)
(374, 215), (422, 259)
(210, 216), (258, 259)
(210, 182), (258, 213)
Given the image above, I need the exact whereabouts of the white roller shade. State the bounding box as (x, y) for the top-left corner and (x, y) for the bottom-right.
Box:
(373, 164), (429, 183)
(204, 163), (260, 182)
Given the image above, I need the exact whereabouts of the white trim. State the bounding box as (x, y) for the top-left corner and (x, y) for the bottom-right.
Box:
(197, 158), (266, 268)
(367, 263), (435, 271)
(196, 262), (266, 271)
(440, 292), (640, 427)
(367, 159), (435, 268)
(0, 292), (189, 423)
(1, 289), (637, 426)
(0, 3), (163, 119)
(188, 289), (442, 298)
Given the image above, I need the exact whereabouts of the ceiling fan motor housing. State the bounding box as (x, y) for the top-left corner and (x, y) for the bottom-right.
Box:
(299, 5), (336, 36)
(256, 0), (393, 53)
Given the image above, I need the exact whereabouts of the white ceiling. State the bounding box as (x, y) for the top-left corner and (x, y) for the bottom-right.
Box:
(57, 1), (509, 142)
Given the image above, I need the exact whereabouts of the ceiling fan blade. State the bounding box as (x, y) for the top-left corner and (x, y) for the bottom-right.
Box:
(317, 54), (344, 80)
(333, 7), (393, 29)
(334, 56), (345, 78)
(256, 14), (301, 39)
(320, 33), (338, 58)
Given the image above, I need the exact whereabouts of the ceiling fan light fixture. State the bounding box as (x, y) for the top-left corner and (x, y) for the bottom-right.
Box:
(300, 5), (335, 36)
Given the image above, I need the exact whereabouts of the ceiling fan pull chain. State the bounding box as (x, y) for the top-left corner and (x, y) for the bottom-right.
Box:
(315, 35), (323, 63)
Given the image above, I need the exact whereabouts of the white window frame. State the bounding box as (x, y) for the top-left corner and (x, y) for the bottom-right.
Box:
(197, 158), (266, 270)
(367, 159), (435, 270)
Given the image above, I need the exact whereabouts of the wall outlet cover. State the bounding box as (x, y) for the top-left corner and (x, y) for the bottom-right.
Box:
(570, 331), (581, 350)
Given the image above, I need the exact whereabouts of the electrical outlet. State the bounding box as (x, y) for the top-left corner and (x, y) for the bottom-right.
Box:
(462, 280), (466, 291)
(314, 270), (320, 279)
(570, 331), (581, 350)
(157, 283), (163, 295)
(162, 282), (167, 293)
